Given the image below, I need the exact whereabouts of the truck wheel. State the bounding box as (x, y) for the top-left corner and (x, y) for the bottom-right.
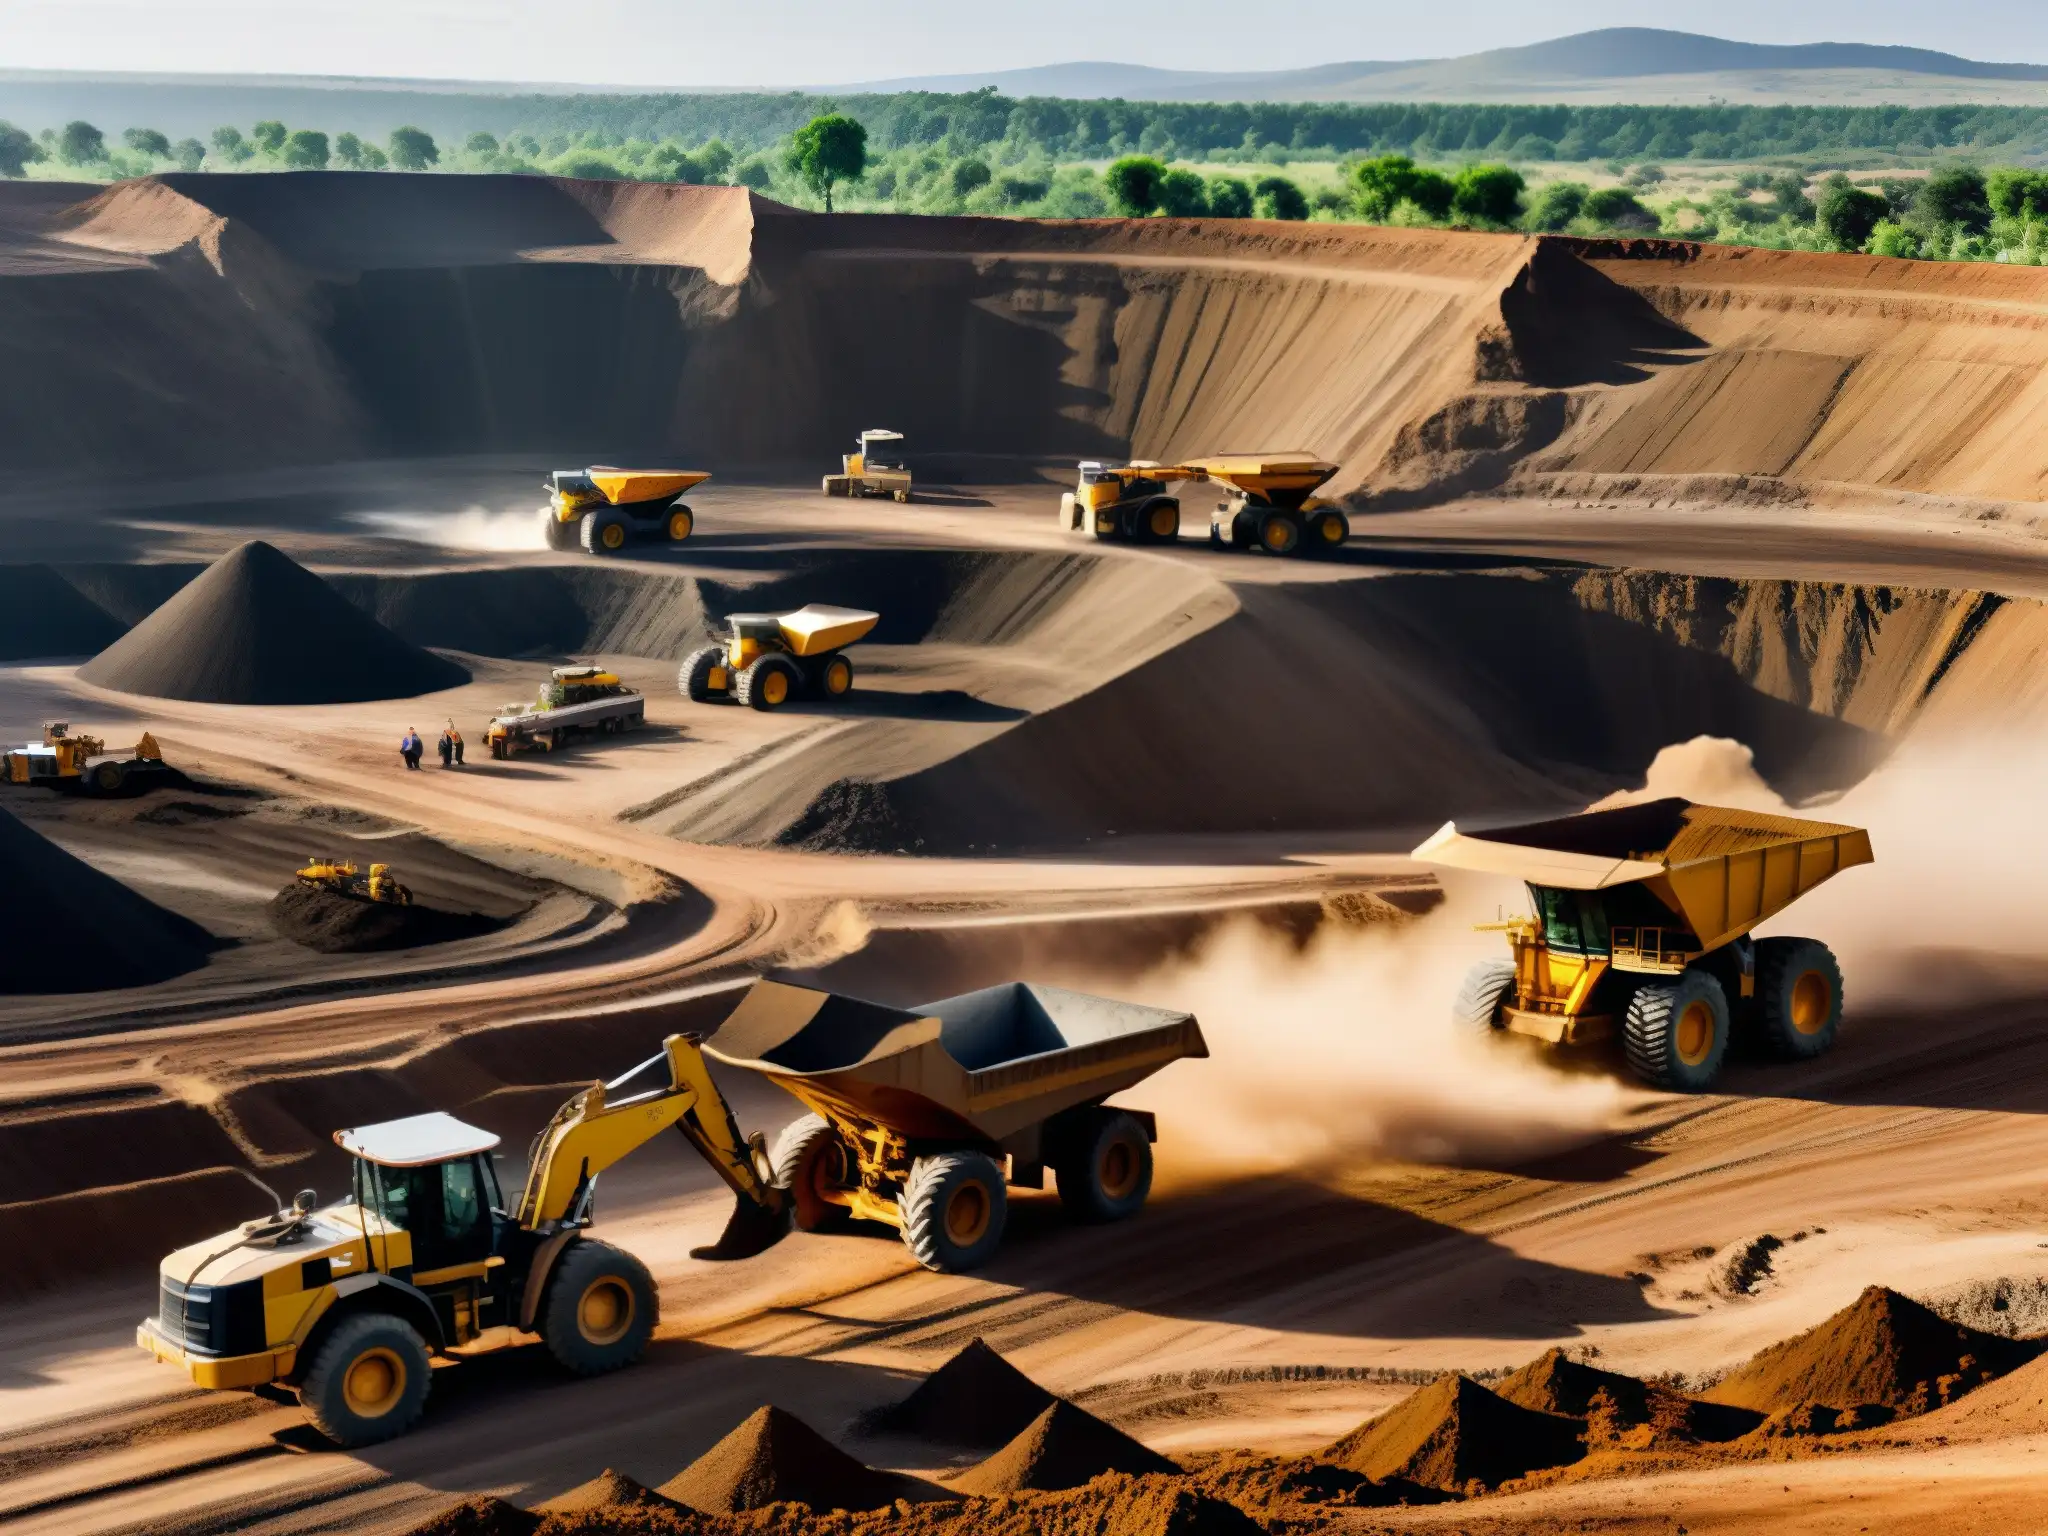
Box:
(820, 655), (854, 698)
(1144, 499), (1180, 542)
(665, 504), (694, 541)
(541, 509), (578, 551)
(893, 489), (911, 504)
(1055, 1109), (1153, 1223)
(823, 476), (848, 497)
(1059, 491), (1080, 531)
(736, 655), (799, 711)
(771, 1114), (855, 1233)
(90, 760), (127, 795)
(1309, 509), (1349, 550)
(299, 1312), (431, 1447)
(541, 1239), (657, 1376)
(1624, 969), (1730, 1092)
(901, 1151), (1007, 1272)
(1259, 512), (1301, 555)
(1755, 938), (1843, 1061)
(1229, 508), (1257, 549)
(581, 510), (629, 554)
(1453, 958), (1517, 1032)
(680, 645), (725, 702)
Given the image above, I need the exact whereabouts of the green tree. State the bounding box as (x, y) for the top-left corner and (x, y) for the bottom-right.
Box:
(734, 156), (773, 190)
(250, 120), (287, 156)
(1253, 174), (1308, 220)
(1104, 155), (1166, 216)
(1582, 186), (1657, 230)
(950, 157), (991, 197)
(1451, 164), (1525, 225)
(1155, 167), (1208, 216)
(554, 149), (625, 180)
(211, 126), (251, 163)
(1206, 174), (1253, 217)
(996, 171), (1048, 205)
(123, 127), (171, 158)
(785, 113), (867, 211)
(1816, 177), (1889, 250)
(1350, 153), (1424, 218)
(172, 138), (205, 172)
(360, 142), (389, 170)
(1914, 166), (1991, 233)
(0, 121), (45, 178)
(1524, 181), (1588, 231)
(465, 132), (500, 157)
(1867, 219), (1921, 258)
(334, 131), (365, 169)
(283, 130), (329, 169)
(650, 143), (703, 182)
(388, 126), (438, 171)
(1987, 167), (2048, 219)
(57, 120), (106, 165)
(697, 139), (735, 182)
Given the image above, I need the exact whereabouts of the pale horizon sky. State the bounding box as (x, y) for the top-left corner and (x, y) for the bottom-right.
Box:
(3, 2), (2047, 90)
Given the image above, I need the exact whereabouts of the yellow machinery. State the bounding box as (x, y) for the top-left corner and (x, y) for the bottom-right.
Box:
(297, 858), (413, 906)
(1196, 455), (1345, 555)
(137, 1034), (790, 1447)
(679, 604), (879, 712)
(822, 429), (912, 502)
(1059, 461), (1201, 544)
(486, 665), (646, 758)
(540, 467), (709, 555)
(2, 722), (166, 795)
(1416, 797), (1874, 1092)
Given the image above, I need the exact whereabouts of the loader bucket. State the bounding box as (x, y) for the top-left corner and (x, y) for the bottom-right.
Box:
(690, 1188), (793, 1261)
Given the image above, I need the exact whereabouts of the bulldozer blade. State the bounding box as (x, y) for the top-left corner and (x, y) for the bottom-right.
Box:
(690, 1192), (792, 1261)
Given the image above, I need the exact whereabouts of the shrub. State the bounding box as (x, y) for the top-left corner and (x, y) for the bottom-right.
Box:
(1988, 167), (2048, 220)
(1582, 186), (1657, 230)
(1524, 181), (1588, 231)
(250, 120), (286, 156)
(1254, 174), (1308, 219)
(465, 132), (499, 157)
(387, 126), (438, 171)
(210, 126), (252, 163)
(1104, 155), (1167, 216)
(1350, 153), (1461, 219)
(122, 127), (170, 158)
(553, 149), (624, 180)
(0, 121), (45, 178)
(1451, 163), (1525, 225)
(996, 172), (1048, 205)
(734, 156), (773, 191)
(282, 130), (328, 170)
(1206, 175), (1253, 217)
(172, 138), (205, 172)
(950, 157), (992, 197)
(1914, 166), (1991, 233)
(334, 132), (364, 169)
(1156, 167), (1209, 216)
(1867, 220), (1921, 258)
(1816, 178), (1890, 250)
(57, 120), (106, 165)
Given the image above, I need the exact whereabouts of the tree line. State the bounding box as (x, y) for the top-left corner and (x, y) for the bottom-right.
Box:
(0, 118), (446, 177)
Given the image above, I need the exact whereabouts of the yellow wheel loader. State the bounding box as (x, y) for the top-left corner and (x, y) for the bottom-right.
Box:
(1196, 455), (1346, 556)
(678, 604), (880, 712)
(3, 722), (167, 795)
(137, 1034), (790, 1447)
(822, 429), (912, 502)
(540, 467), (709, 555)
(1415, 798), (1874, 1093)
(297, 858), (412, 906)
(1059, 461), (1200, 544)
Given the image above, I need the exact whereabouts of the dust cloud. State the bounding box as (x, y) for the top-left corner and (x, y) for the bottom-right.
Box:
(356, 504), (543, 552)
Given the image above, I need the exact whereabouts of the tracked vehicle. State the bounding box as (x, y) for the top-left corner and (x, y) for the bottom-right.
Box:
(1417, 798), (1873, 1092)
(3, 722), (167, 794)
(540, 467), (708, 554)
(679, 604), (879, 712)
(297, 857), (411, 906)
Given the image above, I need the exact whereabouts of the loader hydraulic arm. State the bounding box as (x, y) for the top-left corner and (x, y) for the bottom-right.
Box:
(513, 1033), (785, 1230)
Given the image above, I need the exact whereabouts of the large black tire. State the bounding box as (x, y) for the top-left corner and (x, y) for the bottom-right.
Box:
(680, 645), (725, 702)
(1624, 969), (1731, 1092)
(541, 509), (579, 551)
(581, 510), (630, 555)
(1123, 497), (1180, 543)
(1754, 937), (1844, 1061)
(89, 759), (127, 795)
(1308, 509), (1350, 551)
(736, 655), (800, 711)
(1228, 507), (1257, 549)
(1258, 511), (1301, 555)
(540, 1239), (657, 1377)
(1453, 958), (1518, 1033)
(770, 1114), (856, 1233)
(900, 1151), (1007, 1272)
(1054, 1109), (1153, 1223)
(298, 1312), (431, 1447)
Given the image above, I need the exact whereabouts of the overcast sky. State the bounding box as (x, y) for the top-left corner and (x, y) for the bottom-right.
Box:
(5, 1), (2048, 88)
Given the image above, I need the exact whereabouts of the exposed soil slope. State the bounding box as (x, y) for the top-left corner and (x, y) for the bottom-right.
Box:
(268, 883), (508, 953)
(77, 539), (468, 703)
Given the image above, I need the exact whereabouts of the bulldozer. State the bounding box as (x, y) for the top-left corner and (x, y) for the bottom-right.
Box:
(1197, 455), (1346, 555)
(1059, 461), (1200, 544)
(679, 604), (879, 711)
(540, 467), (708, 555)
(137, 1033), (791, 1448)
(3, 722), (167, 795)
(296, 858), (412, 906)
(822, 429), (912, 502)
(1416, 797), (1874, 1092)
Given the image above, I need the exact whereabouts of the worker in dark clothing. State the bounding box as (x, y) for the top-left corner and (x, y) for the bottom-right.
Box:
(450, 724), (465, 766)
(400, 728), (423, 770)
(437, 727), (453, 768)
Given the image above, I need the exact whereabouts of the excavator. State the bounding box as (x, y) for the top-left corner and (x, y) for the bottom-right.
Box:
(137, 1034), (790, 1447)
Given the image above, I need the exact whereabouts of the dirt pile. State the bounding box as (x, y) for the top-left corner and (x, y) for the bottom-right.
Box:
(77, 540), (467, 704)
(0, 803), (217, 993)
(864, 1338), (1059, 1448)
(950, 1400), (1178, 1494)
(0, 564), (125, 659)
(537, 1470), (689, 1517)
(661, 1405), (947, 1514)
(1898, 1351), (2048, 1440)
(1184, 1452), (1450, 1515)
(268, 882), (506, 952)
(406, 1497), (541, 1536)
(1325, 1374), (1586, 1492)
(1497, 1348), (1761, 1444)
(1705, 1285), (2041, 1420)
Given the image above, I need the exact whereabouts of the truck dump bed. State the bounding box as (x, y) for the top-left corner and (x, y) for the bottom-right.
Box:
(705, 977), (1205, 1143)
(1414, 797), (1873, 953)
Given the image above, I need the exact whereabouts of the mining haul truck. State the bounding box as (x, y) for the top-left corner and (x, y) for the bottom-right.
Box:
(679, 604), (879, 711)
(1059, 461), (1200, 543)
(486, 666), (645, 758)
(540, 467), (708, 554)
(2, 722), (168, 794)
(1417, 797), (1873, 1093)
(1198, 455), (1346, 555)
(822, 429), (912, 502)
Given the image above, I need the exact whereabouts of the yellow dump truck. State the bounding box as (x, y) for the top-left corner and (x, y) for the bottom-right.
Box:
(1197, 455), (1345, 555)
(1059, 461), (1200, 543)
(711, 977), (1206, 1272)
(679, 604), (879, 711)
(822, 429), (912, 502)
(1416, 797), (1873, 1092)
(540, 467), (708, 554)
(3, 722), (167, 794)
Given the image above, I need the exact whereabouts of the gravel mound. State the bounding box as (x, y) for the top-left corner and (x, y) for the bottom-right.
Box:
(269, 883), (505, 953)
(403, 1496), (539, 1536)
(864, 1338), (1059, 1448)
(1706, 1284), (2040, 1418)
(660, 1405), (949, 1514)
(0, 804), (217, 993)
(1324, 1374), (1585, 1492)
(78, 540), (467, 704)
(951, 1400), (1178, 1494)
(535, 1469), (689, 1517)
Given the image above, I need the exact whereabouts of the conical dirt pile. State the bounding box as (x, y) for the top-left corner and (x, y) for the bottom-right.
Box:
(78, 540), (467, 704)
(0, 804), (216, 993)
(1325, 1374), (1585, 1492)
(1497, 1347), (1761, 1443)
(535, 1468), (687, 1516)
(660, 1404), (949, 1514)
(866, 1337), (1059, 1447)
(1706, 1285), (2040, 1417)
(403, 1496), (539, 1536)
(950, 1398), (1179, 1494)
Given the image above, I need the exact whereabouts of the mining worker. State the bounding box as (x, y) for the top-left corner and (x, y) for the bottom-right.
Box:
(400, 728), (423, 770)
(448, 721), (465, 767)
(437, 726), (453, 768)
